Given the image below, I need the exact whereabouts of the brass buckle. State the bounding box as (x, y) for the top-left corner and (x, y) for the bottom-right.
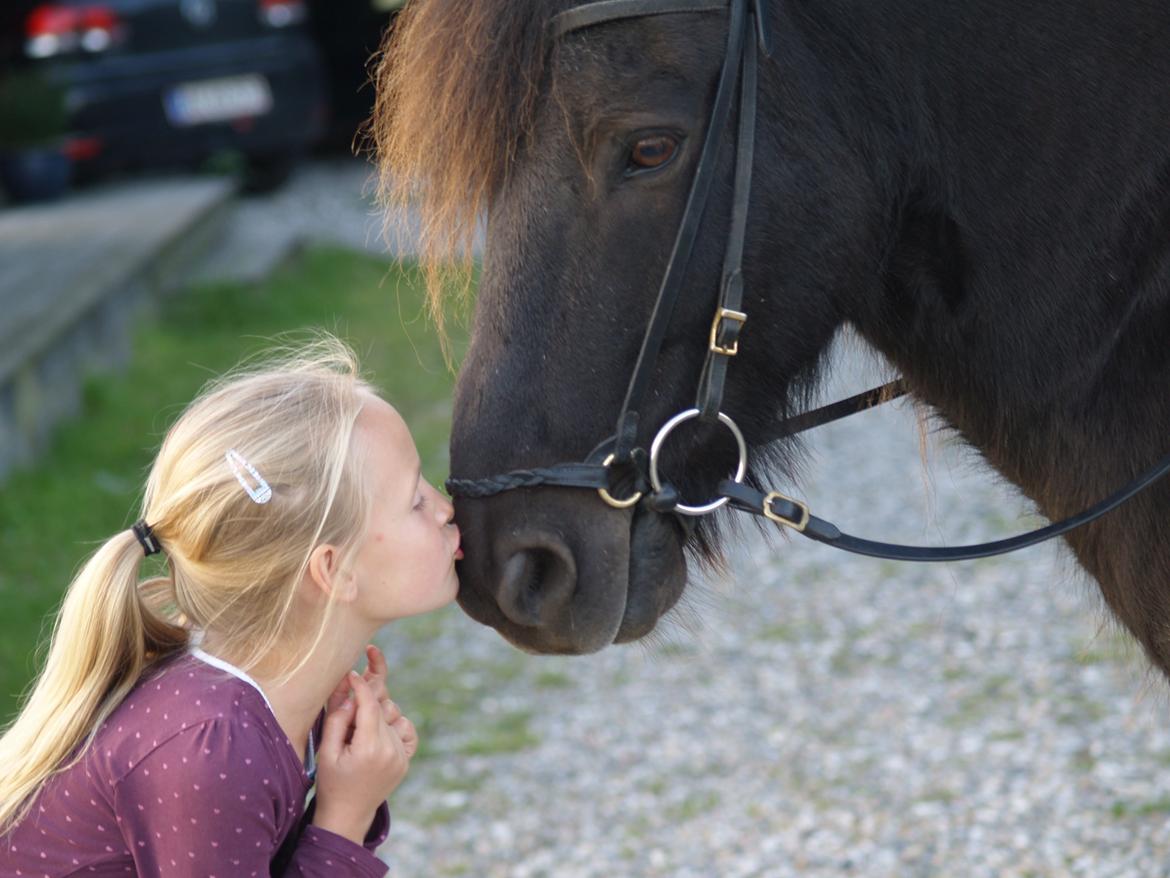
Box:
(598, 453), (643, 509)
(763, 491), (810, 532)
(708, 308), (747, 356)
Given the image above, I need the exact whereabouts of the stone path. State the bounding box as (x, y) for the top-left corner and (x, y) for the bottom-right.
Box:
(375, 337), (1170, 878)
(0, 175), (232, 479)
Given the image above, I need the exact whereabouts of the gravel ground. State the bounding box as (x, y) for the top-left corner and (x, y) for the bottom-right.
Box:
(378, 337), (1170, 878)
(206, 160), (1170, 877)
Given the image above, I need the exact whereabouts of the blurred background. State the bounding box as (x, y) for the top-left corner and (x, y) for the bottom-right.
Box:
(0, 0), (430, 711)
(0, 0), (402, 201)
(3, 4), (1170, 876)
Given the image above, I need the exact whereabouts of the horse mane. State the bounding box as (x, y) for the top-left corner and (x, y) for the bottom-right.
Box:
(369, 0), (559, 334)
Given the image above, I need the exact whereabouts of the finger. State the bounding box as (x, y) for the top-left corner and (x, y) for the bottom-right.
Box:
(365, 644), (389, 679)
(364, 670), (388, 703)
(325, 673), (352, 714)
(318, 697), (356, 758)
(381, 699), (402, 725)
(348, 671), (381, 742)
(391, 716), (418, 758)
(364, 650), (389, 697)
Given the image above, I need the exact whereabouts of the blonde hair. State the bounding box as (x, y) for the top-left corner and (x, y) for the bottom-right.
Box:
(0, 334), (379, 836)
(368, 0), (552, 342)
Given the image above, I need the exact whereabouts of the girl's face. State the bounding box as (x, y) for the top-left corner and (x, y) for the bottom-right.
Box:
(348, 393), (460, 623)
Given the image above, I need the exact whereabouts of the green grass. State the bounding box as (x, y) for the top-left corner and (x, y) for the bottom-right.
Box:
(1111, 797), (1170, 819)
(0, 244), (468, 723)
(664, 790), (721, 823)
(533, 669), (573, 689)
(454, 710), (540, 756)
(389, 649), (531, 763)
(1073, 629), (1139, 666)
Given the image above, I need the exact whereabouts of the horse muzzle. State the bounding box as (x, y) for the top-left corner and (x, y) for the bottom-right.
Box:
(452, 486), (688, 654)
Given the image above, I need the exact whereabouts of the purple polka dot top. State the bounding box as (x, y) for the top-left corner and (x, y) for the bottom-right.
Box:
(0, 648), (390, 876)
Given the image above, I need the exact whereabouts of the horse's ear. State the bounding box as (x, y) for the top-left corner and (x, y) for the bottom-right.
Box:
(750, 0), (774, 57)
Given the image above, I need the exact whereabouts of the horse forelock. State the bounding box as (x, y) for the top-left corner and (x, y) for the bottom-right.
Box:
(371, 0), (569, 337)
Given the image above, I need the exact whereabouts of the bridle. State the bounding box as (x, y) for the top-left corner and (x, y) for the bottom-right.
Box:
(445, 0), (1170, 562)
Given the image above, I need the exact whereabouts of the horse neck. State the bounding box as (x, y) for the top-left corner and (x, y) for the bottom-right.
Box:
(830, 0), (1170, 671)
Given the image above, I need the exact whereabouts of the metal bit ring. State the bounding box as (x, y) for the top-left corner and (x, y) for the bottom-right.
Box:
(649, 409), (747, 516)
(598, 453), (644, 509)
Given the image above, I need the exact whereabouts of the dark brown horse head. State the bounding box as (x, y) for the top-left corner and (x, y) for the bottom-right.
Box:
(374, 0), (899, 653)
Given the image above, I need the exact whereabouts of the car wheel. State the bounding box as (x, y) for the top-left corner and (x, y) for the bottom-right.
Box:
(242, 152), (298, 194)
(0, 149), (73, 203)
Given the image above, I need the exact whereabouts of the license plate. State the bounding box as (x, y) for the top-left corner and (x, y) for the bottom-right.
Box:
(164, 75), (273, 127)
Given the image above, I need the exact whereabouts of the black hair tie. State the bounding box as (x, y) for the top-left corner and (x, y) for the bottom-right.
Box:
(132, 519), (161, 557)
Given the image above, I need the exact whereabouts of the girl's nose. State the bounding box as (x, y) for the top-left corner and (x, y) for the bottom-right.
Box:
(425, 478), (455, 523)
(438, 491), (455, 524)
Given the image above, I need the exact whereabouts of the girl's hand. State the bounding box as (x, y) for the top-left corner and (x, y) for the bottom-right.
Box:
(312, 673), (414, 845)
(326, 645), (386, 713)
(326, 645), (416, 755)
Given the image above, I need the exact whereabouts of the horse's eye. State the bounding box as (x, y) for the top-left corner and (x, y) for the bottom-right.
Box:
(627, 135), (678, 173)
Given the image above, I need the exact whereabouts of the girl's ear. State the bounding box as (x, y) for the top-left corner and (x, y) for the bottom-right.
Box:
(306, 544), (358, 604)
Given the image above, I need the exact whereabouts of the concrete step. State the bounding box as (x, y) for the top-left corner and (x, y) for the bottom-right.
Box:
(0, 175), (236, 482)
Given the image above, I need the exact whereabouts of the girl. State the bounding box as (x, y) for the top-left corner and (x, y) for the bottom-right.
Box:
(0, 335), (462, 876)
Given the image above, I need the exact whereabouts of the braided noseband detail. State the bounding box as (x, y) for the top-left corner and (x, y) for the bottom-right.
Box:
(446, 471), (577, 498)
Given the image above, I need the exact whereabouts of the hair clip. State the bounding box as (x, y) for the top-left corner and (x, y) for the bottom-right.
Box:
(225, 449), (273, 504)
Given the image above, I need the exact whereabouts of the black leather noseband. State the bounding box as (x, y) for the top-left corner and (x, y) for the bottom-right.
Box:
(445, 0), (1170, 562)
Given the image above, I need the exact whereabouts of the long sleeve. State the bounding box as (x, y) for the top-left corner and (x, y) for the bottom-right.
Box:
(296, 795), (391, 856)
(278, 805), (393, 878)
(114, 718), (388, 877)
(268, 707), (391, 874)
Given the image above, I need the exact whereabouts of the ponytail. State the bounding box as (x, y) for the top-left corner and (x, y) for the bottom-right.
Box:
(0, 334), (374, 837)
(0, 527), (187, 836)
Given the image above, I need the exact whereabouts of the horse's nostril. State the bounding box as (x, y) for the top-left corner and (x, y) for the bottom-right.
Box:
(498, 544), (577, 628)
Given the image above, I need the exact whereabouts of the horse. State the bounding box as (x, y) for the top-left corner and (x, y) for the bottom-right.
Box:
(372, 0), (1170, 670)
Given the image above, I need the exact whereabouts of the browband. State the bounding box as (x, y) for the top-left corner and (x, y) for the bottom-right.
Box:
(550, 0), (728, 40)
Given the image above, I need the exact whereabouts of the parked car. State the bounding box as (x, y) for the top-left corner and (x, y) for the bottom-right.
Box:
(0, 0), (329, 198)
(306, 0), (402, 149)
(0, 68), (72, 201)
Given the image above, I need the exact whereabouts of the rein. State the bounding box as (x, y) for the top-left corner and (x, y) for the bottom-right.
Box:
(445, 0), (1170, 562)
